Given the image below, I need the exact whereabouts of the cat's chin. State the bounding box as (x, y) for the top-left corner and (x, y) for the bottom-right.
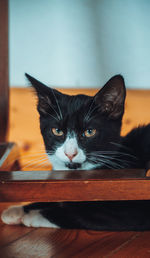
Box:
(65, 162), (81, 170)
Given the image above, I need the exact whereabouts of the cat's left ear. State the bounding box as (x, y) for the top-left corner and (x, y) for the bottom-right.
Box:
(94, 75), (126, 119)
(25, 73), (62, 116)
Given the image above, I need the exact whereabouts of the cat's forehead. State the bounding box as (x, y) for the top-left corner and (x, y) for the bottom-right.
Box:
(55, 94), (99, 130)
(60, 94), (93, 114)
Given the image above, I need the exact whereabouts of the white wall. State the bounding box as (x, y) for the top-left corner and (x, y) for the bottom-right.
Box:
(9, 0), (150, 88)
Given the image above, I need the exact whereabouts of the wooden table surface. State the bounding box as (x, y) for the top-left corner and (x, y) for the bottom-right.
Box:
(1, 88), (150, 257)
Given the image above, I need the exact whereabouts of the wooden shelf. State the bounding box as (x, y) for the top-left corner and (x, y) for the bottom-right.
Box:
(0, 169), (150, 202)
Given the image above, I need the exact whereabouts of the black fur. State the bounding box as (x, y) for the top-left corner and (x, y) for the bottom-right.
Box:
(24, 200), (150, 231)
(24, 73), (150, 231)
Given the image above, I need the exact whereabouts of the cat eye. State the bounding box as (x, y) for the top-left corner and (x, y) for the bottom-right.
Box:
(52, 128), (64, 136)
(84, 129), (96, 137)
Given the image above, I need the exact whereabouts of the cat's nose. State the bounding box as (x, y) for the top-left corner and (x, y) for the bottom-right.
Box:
(65, 150), (78, 161)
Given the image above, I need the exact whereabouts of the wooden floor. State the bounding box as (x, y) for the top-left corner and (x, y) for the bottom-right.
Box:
(1, 203), (150, 257)
(1, 88), (150, 257)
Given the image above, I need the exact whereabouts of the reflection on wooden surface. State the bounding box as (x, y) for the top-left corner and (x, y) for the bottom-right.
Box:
(0, 168), (147, 180)
(0, 169), (150, 202)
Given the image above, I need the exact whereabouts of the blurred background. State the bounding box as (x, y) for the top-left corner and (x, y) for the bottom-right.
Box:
(0, 0), (150, 170)
(9, 0), (150, 89)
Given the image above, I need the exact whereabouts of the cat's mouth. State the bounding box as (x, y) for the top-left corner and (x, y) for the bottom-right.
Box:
(65, 162), (82, 169)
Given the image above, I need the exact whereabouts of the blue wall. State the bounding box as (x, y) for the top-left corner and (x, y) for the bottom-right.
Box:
(9, 0), (150, 88)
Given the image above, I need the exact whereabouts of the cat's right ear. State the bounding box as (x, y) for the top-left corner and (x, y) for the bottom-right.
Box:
(25, 73), (62, 117)
(94, 75), (126, 119)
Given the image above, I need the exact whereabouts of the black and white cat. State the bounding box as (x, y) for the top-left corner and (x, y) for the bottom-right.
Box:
(1, 74), (150, 231)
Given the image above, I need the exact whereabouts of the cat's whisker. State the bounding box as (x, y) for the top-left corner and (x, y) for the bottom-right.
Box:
(21, 152), (48, 159)
(84, 99), (95, 121)
(110, 141), (134, 152)
(101, 158), (124, 169)
(51, 89), (63, 120)
(45, 111), (59, 121)
(21, 159), (48, 169)
(85, 106), (99, 122)
(89, 153), (132, 166)
(30, 160), (50, 169)
(87, 157), (108, 167)
(22, 153), (47, 159)
(88, 157), (118, 169)
(89, 153), (135, 163)
(87, 155), (113, 167)
(23, 162), (49, 170)
(3, 151), (49, 169)
(22, 157), (49, 169)
(22, 156), (48, 166)
(87, 154), (128, 169)
(22, 161), (49, 170)
(90, 150), (137, 159)
(91, 156), (131, 168)
(47, 102), (61, 121)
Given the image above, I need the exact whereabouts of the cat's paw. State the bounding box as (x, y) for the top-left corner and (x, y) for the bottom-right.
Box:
(21, 210), (58, 228)
(1, 205), (24, 225)
(1, 206), (59, 228)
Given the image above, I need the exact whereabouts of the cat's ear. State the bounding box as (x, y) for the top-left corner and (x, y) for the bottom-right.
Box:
(94, 75), (126, 119)
(25, 73), (62, 116)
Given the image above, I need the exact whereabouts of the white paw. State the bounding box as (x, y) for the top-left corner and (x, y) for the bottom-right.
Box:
(21, 210), (58, 228)
(1, 205), (24, 225)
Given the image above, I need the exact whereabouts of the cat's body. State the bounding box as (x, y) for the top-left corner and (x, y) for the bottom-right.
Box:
(1, 74), (150, 231)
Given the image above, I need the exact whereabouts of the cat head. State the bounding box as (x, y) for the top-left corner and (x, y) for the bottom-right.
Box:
(25, 73), (126, 170)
